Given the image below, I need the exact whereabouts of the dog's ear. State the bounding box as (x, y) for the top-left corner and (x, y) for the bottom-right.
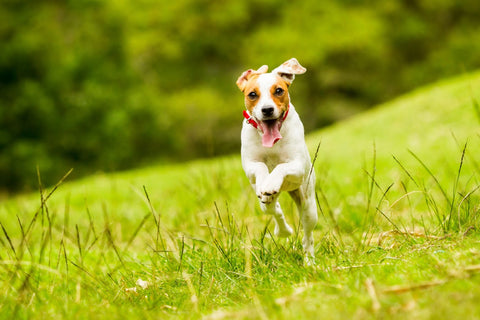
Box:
(236, 65), (268, 91)
(272, 58), (306, 85)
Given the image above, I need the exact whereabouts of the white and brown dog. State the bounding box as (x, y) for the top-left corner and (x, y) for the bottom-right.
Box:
(236, 58), (318, 262)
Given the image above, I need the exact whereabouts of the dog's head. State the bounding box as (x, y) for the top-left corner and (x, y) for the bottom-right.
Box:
(236, 58), (306, 147)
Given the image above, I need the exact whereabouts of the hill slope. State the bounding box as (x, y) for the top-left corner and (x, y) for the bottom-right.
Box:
(306, 70), (480, 230)
(1, 71), (480, 319)
(308, 69), (480, 183)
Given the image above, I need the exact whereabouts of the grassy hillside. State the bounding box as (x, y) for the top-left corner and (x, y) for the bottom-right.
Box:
(1, 71), (480, 319)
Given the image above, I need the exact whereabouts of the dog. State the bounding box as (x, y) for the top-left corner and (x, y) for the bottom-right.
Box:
(236, 58), (318, 263)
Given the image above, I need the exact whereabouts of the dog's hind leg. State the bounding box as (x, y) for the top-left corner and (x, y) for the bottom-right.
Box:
(289, 186), (318, 264)
(302, 194), (317, 264)
(260, 200), (293, 237)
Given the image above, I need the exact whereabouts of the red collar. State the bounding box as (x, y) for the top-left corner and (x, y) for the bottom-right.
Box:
(243, 105), (290, 129)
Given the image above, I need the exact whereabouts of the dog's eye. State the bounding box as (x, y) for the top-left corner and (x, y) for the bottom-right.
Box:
(248, 91), (257, 99)
(275, 88), (284, 95)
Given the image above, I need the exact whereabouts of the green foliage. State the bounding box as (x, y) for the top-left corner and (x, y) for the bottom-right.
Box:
(2, 0), (480, 191)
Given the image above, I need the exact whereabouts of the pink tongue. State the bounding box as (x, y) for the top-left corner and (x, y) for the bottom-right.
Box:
(259, 121), (282, 147)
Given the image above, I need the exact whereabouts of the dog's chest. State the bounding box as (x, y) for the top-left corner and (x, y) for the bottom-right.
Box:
(262, 150), (286, 171)
(251, 140), (300, 171)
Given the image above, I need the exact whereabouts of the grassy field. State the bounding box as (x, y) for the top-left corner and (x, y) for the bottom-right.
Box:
(1, 70), (480, 319)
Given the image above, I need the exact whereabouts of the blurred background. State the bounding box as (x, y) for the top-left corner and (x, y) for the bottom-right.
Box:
(1, 0), (480, 192)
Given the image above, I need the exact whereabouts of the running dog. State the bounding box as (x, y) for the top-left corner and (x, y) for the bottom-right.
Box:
(236, 58), (318, 263)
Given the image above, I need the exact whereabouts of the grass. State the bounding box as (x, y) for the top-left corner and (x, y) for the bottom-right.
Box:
(1, 70), (480, 319)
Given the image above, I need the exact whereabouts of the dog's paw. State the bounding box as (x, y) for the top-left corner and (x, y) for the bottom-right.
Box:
(303, 233), (315, 266)
(257, 177), (282, 204)
(256, 186), (279, 204)
(304, 254), (315, 267)
(257, 190), (278, 204)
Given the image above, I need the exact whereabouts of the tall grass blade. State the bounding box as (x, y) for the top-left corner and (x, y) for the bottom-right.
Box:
(25, 168), (73, 238)
(123, 212), (150, 252)
(375, 183), (400, 230)
(315, 189), (343, 247)
(447, 142), (467, 230)
(366, 142), (377, 215)
(457, 184), (480, 233)
(104, 225), (125, 270)
(36, 166), (45, 229)
(471, 95), (480, 124)
(307, 140), (321, 190)
(393, 155), (420, 188)
(214, 202), (226, 234)
(75, 224), (83, 265)
(205, 219), (229, 263)
(408, 150), (450, 204)
(1, 222), (17, 259)
(143, 186), (165, 252)
(178, 235), (185, 272)
(86, 207), (97, 241)
(408, 150), (452, 232)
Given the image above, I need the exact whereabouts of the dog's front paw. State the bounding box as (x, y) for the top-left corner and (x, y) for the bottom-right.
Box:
(257, 176), (282, 204)
(257, 190), (277, 204)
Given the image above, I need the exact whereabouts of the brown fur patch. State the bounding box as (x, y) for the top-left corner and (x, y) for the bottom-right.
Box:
(269, 77), (290, 114)
(242, 75), (261, 113)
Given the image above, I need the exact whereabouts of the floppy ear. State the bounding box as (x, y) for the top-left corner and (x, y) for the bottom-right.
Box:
(236, 65), (268, 91)
(272, 58), (306, 84)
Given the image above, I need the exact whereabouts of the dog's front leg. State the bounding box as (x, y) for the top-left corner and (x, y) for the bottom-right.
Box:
(261, 201), (294, 237)
(243, 161), (276, 204)
(243, 161), (293, 237)
(258, 161), (305, 200)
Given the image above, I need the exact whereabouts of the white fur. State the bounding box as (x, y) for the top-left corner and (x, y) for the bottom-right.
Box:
(240, 60), (318, 264)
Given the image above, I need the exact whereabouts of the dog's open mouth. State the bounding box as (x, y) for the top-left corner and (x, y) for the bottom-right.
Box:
(258, 119), (282, 148)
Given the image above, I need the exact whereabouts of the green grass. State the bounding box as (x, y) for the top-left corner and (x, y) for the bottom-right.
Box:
(2, 70), (480, 319)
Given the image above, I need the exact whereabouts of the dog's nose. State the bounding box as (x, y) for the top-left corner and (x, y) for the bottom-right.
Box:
(261, 106), (275, 117)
